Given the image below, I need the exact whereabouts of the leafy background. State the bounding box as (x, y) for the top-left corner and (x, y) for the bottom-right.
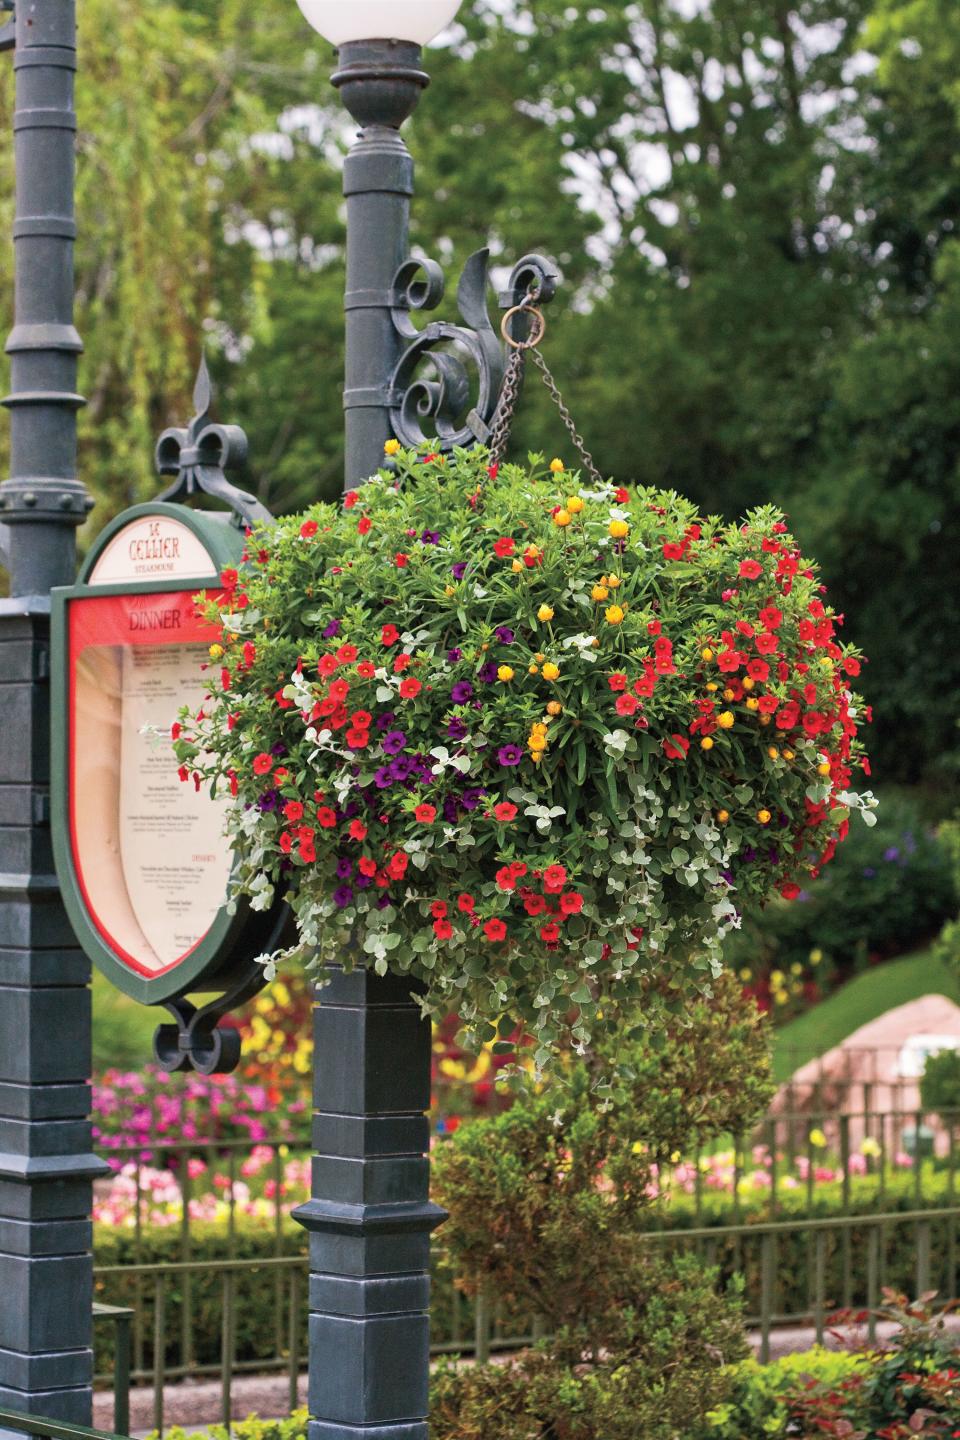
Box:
(0, 0), (956, 795)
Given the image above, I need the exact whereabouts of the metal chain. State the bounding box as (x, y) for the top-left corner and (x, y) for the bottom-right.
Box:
(529, 348), (604, 487)
(487, 302), (605, 485)
(487, 345), (527, 471)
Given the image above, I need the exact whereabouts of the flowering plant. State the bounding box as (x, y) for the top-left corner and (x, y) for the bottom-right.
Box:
(173, 444), (875, 1070)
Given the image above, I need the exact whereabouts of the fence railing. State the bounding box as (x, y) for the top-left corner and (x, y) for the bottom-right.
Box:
(0, 1410), (125, 1440)
(89, 1108), (960, 1434)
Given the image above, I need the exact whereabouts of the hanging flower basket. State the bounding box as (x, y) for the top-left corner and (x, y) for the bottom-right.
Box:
(173, 445), (875, 1069)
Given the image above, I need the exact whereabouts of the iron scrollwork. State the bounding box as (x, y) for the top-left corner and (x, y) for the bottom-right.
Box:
(389, 248), (560, 451)
(155, 354), (272, 530)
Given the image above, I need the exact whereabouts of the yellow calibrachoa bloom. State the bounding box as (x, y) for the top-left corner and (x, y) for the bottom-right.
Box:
(591, 584), (609, 602)
(537, 604), (555, 622)
(528, 664), (539, 675)
(550, 458), (565, 473)
(606, 574), (621, 588)
(605, 604), (625, 625)
(818, 761), (832, 776)
(566, 496), (584, 514)
(757, 809), (772, 824)
(717, 809), (730, 823)
(768, 746), (780, 759)
(861, 1137), (881, 1158)
(528, 733), (547, 753)
(512, 559), (524, 573)
(701, 736), (714, 751)
(497, 665), (515, 682)
(555, 509), (572, 527)
(809, 1128), (827, 1149)
(209, 643), (224, 659)
(535, 652), (546, 663)
(444, 585), (456, 597)
(384, 438), (401, 456)
(701, 647), (715, 662)
(706, 682), (719, 693)
(609, 519), (629, 539)
(742, 677), (755, 691)
(723, 688), (736, 702)
(542, 662), (560, 681)
(746, 697), (760, 712)
(546, 701), (563, 716)
(783, 749), (795, 761)
(717, 711), (735, 730)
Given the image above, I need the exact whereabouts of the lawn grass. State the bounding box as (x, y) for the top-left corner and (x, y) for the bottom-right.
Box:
(92, 969), (164, 1073)
(772, 946), (960, 1083)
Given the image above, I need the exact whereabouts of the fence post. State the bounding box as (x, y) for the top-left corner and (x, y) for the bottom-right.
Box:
(0, 2), (106, 1432)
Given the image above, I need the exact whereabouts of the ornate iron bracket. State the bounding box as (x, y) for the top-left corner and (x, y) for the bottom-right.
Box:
(153, 968), (267, 1076)
(155, 355), (272, 530)
(389, 249), (559, 450)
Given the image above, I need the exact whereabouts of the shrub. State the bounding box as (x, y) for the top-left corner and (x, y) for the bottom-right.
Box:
(921, 1049), (960, 1120)
(173, 443), (874, 1069)
(702, 1348), (870, 1438)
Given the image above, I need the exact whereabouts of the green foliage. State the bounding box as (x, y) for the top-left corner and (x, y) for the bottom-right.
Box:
(921, 1048), (960, 1119)
(150, 1414), (310, 1440)
(432, 973), (772, 1329)
(726, 792), (958, 990)
(703, 1348), (870, 1439)
(175, 444), (872, 1070)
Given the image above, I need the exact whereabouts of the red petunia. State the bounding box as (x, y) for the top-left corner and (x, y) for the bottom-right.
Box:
(755, 633), (778, 655)
(253, 753), (273, 776)
(336, 644), (358, 664)
(662, 542), (685, 561)
(614, 486), (630, 503)
(559, 892), (584, 915)
(279, 832), (294, 854)
(381, 624), (399, 646)
(300, 520), (318, 539)
(615, 693), (639, 716)
(662, 734), (690, 760)
(317, 807), (337, 828)
(540, 923), (561, 944)
(759, 606), (783, 631)
(843, 657), (861, 677)
(739, 559), (763, 580)
(220, 568), (239, 589)
(484, 918), (507, 942)
(747, 660), (770, 683)
(284, 801), (304, 822)
(344, 491), (360, 509)
(395, 553), (409, 568)
(780, 882), (802, 901)
(431, 901), (448, 919)
(414, 803), (436, 823)
(345, 729), (370, 750)
(543, 864), (567, 893)
(494, 537), (515, 558)
(356, 661), (376, 678)
(358, 856), (378, 878)
(393, 654), (412, 674)
(399, 677), (422, 699)
(329, 679), (350, 702)
(358, 516), (372, 536)
(608, 673), (628, 692)
(433, 918), (453, 941)
(349, 820), (368, 842)
(524, 894), (547, 917)
(494, 802), (518, 822)
(387, 852), (409, 879)
(457, 893), (475, 913)
(496, 866), (517, 891)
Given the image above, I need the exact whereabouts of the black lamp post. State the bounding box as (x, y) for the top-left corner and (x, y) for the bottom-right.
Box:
(0, 1), (106, 1432)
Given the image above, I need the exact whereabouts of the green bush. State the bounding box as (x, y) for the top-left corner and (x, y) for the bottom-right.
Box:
(725, 791), (957, 992)
(701, 1348), (869, 1438)
(921, 1048), (960, 1118)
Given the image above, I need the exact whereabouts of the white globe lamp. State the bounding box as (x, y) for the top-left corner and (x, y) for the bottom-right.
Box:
(296, 0), (463, 46)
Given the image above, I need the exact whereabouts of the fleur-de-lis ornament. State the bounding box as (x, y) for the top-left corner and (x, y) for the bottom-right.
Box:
(155, 355), (272, 529)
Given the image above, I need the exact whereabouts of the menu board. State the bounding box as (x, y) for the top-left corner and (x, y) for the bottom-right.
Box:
(69, 590), (233, 979)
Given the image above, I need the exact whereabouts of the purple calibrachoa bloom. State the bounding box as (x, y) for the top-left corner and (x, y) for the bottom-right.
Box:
(333, 885), (354, 908)
(446, 648), (463, 663)
(462, 788), (486, 811)
(335, 858), (353, 880)
(389, 756), (414, 781)
(451, 563), (467, 581)
(421, 530), (440, 545)
(498, 745), (523, 766)
(322, 620), (341, 639)
(257, 789), (279, 812)
(374, 767), (394, 789)
(447, 717), (468, 741)
(451, 681), (474, 704)
(477, 661), (498, 684)
(494, 626), (515, 645)
(382, 730), (407, 755)
(376, 711), (397, 731)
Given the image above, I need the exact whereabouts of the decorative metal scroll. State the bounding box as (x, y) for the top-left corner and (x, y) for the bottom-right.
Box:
(155, 355), (272, 530)
(389, 249), (559, 450)
(154, 969), (267, 1076)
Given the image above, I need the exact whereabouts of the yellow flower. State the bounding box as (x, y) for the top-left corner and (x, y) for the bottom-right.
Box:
(701, 736), (714, 751)
(512, 559), (523, 573)
(760, 715), (772, 726)
(701, 647), (715, 662)
(809, 1128), (827, 1149)
(609, 519), (629, 539)
(706, 682), (719, 693)
(526, 543), (541, 559)
(861, 1137), (881, 1158)
(528, 664), (540, 675)
(531, 722), (549, 737)
(550, 458), (565, 473)
(384, 438), (401, 456)
(771, 970), (784, 986)
(723, 688), (736, 702)
(739, 967), (752, 982)
(818, 761), (831, 776)
(670, 1150), (681, 1164)
(767, 746), (779, 760)
(606, 574), (622, 589)
(746, 697), (760, 712)
(444, 585), (456, 597)
(538, 604), (555, 622)
(591, 584), (610, 602)
(790, 962), (803, 976)
(757, 809), (772, 825)
(209, 643), (224, 659)
(555, 509), (572, 527)
(546, 701), (563, 716)
(535, 652), (546, 664)
(566, 496), (584, 514)
(528, 733), (547, 753)
(783, 749), (795, 761)
(717, 809), (730, 824)
(605, 604), (625, 626)
(542, 662), (560, 681)
(809, 948), (823, 966)
(497, 665), (515, 682)
(717, 711), (735, 730)
(774, 990), (789, 1006)
(742, 677), (755, 692)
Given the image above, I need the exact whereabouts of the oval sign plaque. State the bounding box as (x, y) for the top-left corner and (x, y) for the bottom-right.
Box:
(51, 503), (281, 1006)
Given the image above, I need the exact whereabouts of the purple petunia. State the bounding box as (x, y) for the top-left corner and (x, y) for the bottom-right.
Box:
(451, 563), (467, 581)
(447, 718), (468, 741)
(356, 876), (372, 890)
(382, 730), (407, 755)
(333, 885), (354, 908)
(376, 712), (397, 732)
(374, 767), (394, 790)
(322, 621), (342, 639)
(421, 530), (440, 545)
(336, 858), (353, 880)
(494, 626), (515, 645)
(498, 745), (523, 767)
(271, 742), (288, 757)
(389, 756), (414, 781)
(447, 648), (463, 663)
(257, 790), (279, 812)
(462, 788), (486, 811)
(477, 661), (498, 684)
(451, 681), (474, 704)
(443, 796), (460, 823)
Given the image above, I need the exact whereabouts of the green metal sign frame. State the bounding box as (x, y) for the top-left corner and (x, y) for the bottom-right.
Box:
(50, 502), (280, 1016)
